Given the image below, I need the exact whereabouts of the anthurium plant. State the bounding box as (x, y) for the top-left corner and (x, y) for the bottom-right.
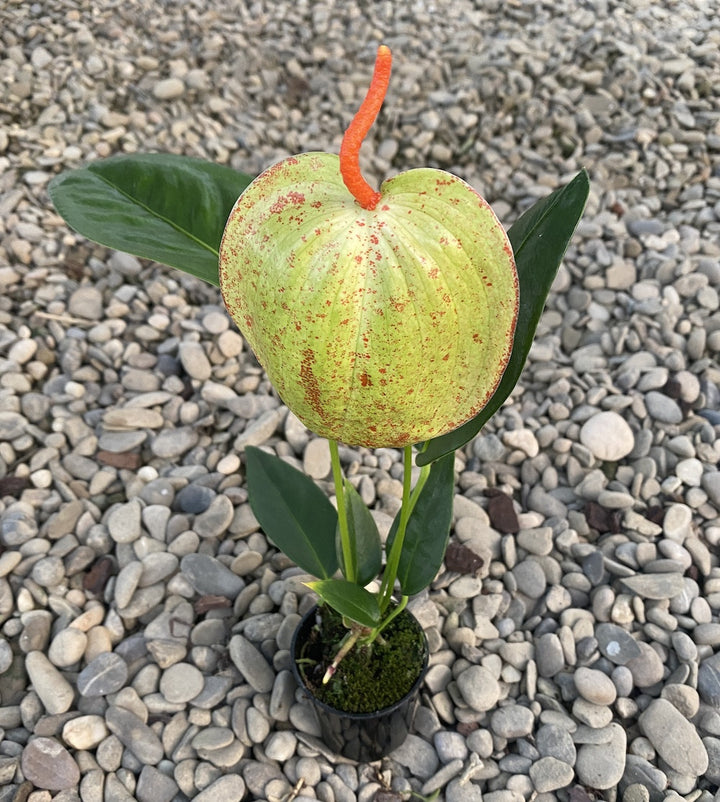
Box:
(49, 46), (588, 694)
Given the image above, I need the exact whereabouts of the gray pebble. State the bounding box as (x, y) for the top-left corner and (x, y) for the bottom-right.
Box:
(456, 665), (500, 712)
(390, 733), (439, 780)
(491, 704), (535, 739)
(595, 623), (642, 664)
(180, 553), (244, 598)
(639, 698), (708, 776)
(535, 723), (576, 764)
(135, 765), (179, 802)
(575, 722), (626, 790)
(535, 632), (564, 677)
(228, 634), (274, 692)
(21, 737), (80, 791)
(529, 756), (574, 792)
(105, 704), (164, 765)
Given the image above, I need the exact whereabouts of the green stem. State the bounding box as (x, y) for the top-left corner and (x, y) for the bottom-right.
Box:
(367, 595), (408, 644)
(329, 439), (355, 582)
(379, 446), (414, 613)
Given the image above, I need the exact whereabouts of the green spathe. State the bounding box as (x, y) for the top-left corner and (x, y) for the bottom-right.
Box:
(219, 152), (518, 448)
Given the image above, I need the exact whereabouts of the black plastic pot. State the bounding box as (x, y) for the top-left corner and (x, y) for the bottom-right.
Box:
(290, 604), (428, 762)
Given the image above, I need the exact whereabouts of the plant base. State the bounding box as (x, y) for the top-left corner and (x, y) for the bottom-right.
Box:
(291, 604), (428, 762)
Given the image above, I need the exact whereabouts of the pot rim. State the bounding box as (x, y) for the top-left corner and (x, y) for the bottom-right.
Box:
(290, 603), (429, 721)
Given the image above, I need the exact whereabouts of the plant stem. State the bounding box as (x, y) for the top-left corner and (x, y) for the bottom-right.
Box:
(322, 627), (362, 684)
(367, 595), (408, 644)
(378, 446), (414, 613)
(329, 439), (355, 583)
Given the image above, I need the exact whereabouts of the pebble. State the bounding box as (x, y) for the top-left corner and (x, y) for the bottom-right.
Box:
(77, 653), (129, 696)
(575, 723), (626, 790)
(25, 651), (75, 714)
(579, 411), (635, 461)
(160, 662), (204, 703)
(105, 705), (164, 765)
(490, 704), (535, 739)
(21, 737), (80, 791)
(639, 698), (708, 776)
(228, 634), (274, 693)
(180, 553), (244, 598)
(456, 665), (500, 712)
(573, 666), (617, 705)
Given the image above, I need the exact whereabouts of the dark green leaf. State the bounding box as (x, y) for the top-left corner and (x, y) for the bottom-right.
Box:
(306, 579), (380, 627)
(48, 153), (253, 286)
(387, 452), (455, 596)
(337, 480), (382, 587)
(418, 169), (589, 465)
(245, 447), (338, 579)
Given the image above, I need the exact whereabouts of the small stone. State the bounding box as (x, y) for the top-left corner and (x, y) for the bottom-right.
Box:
(579, 411), (635, 461)
(194, 494), (234, 538)
(512, 559), (547, 598)
(48, 627), (87, 667)
(151, 428), (199, 459)
(181, 553), (244, 598)
(535, 633), (564, 677)
(620, 572), (685, 599)
(192, 775), (246, 802)
(105, 704), (164, 765)
(626, 642), (665, 688)
(595, 623), (642, 664)
(574, 666), (617, 705)
(107, 500), (142, 544)
(25, 651), (75, 714)
(639, 698), (708, 776)
(575, 722), (626, 790)
(303, 438), (331, 479)
(699, 652), (720, 707)
(178, 341), (212, 380)
(136, 765), (179, 802)
(62, 715), (108, 750)
(456, 665), (500, 712)
(535, 724), (576, 764)
(160, 662), (204, 703)
(153, 77), (185, 100)
(21, 737), (80, 790)
(176, 484), (215, 514)
(529, 756), (574, 792)
(390, 733), (439, 780)
(264, 730), (297, 761)
(490, 704), (534, 739)
(228, 634), (274, 692)
(77, 652), (129, 696)
(645, 391), (683, 424)
(68, 286), (104, 320)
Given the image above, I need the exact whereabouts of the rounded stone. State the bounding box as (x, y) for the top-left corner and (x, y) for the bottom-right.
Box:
(574, 666), (617, 705)
(579, 411), (635, 462)
(21, 737), (80, 790)
(456, 665), (500, 712)
(77, 652), (129, 697)
(490, 704), (535, 739)
(62, 715), (109, 750)
(160, 662), (204, 703)
(48, 627), (88, 667)
(529, 756), (574, 792)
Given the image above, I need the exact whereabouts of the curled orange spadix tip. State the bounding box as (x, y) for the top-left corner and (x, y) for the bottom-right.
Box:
(339, 45), (393, 210)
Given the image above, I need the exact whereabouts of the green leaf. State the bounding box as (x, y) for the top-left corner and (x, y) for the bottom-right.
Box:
(306, 579), (380, 627)
(387, 452), (455, 596)
(48, 153), (253, 286)
(337, 480), (382, 587)
(418, 169), (590, 465)
(245, 447), (338, 579)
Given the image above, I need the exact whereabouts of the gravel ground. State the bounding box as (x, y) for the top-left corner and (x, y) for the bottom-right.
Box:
(1, 1), (720, 800)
